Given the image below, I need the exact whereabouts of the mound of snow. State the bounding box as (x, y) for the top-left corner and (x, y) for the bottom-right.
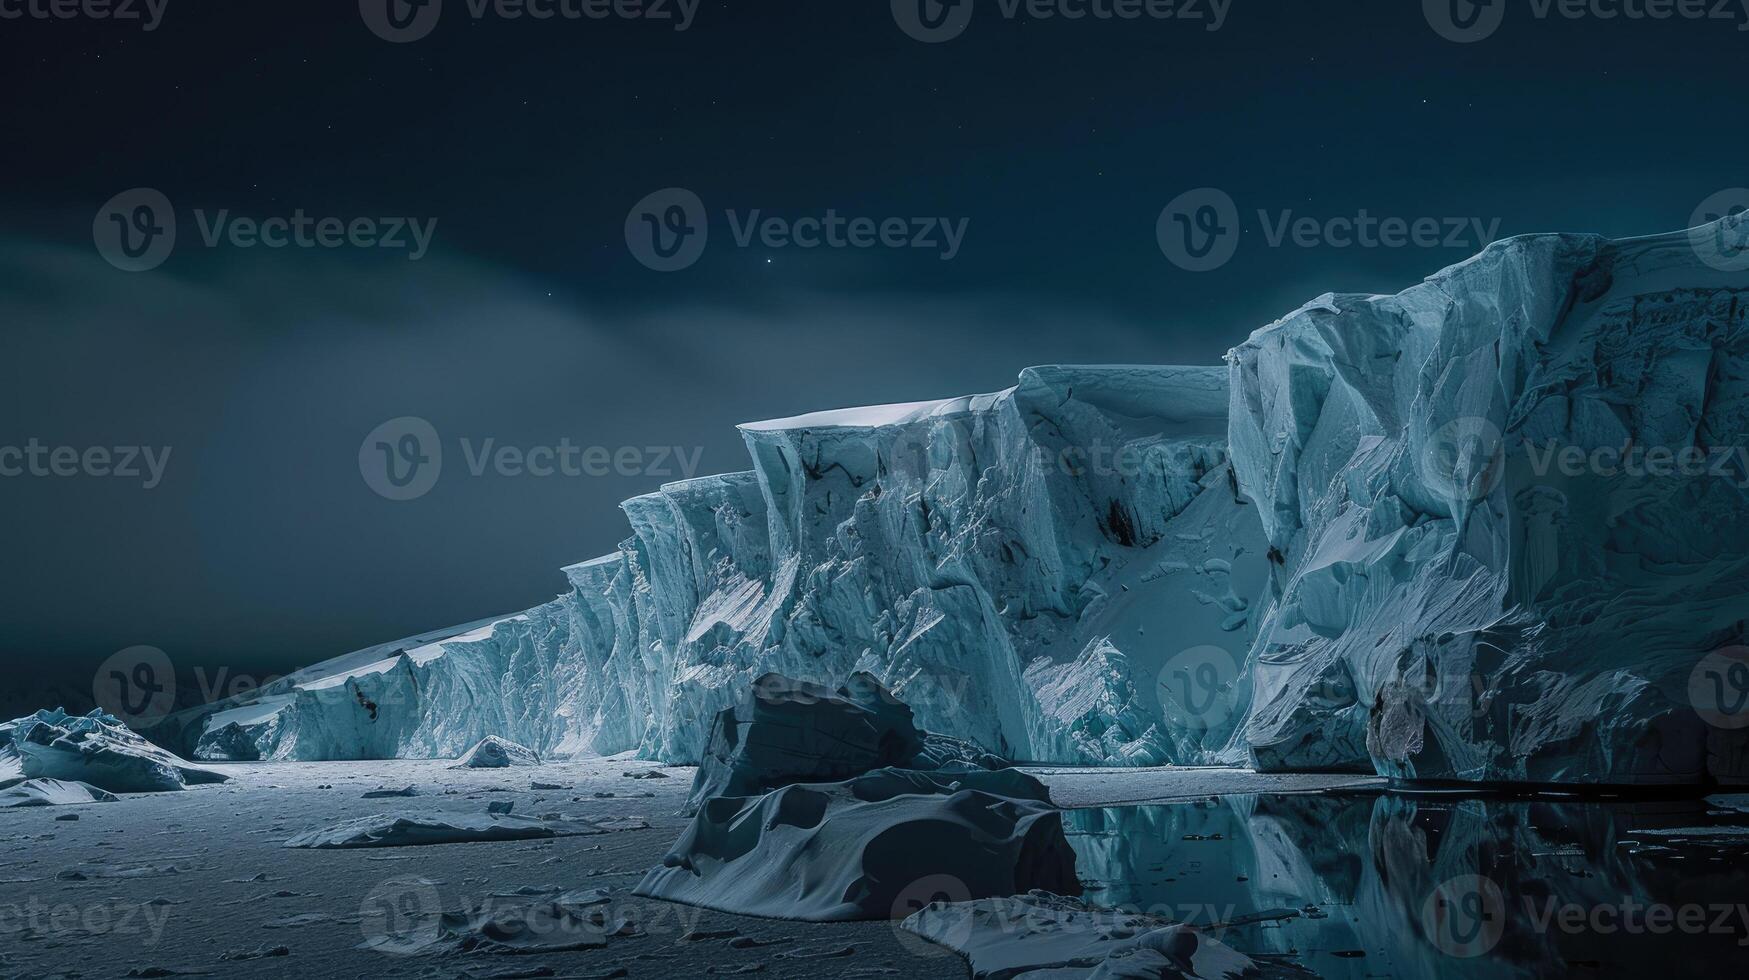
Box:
(682, 672), (1005, 815)
(7, 708), (228, 794)
(636, 767), (1078, 922)
(0, 778), (118, 808)
(451, 735), (540, 769)
(284, 811), (648, 849)
(902, 892), (1255, 980)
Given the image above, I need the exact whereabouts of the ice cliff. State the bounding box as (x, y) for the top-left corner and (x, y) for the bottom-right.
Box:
(166, 365), (1268, 767)
(164, 215), (1749, 785)
(1230, 218), (1749, 784)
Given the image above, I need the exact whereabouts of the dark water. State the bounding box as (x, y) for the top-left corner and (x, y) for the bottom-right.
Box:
(1062, 792), (1749, 980)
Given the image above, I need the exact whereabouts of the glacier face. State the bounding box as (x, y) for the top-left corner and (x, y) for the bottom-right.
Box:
(169, 365), (1269, 767)
(165, 215), (1749, 785)
(1229, 219), (1749, 784)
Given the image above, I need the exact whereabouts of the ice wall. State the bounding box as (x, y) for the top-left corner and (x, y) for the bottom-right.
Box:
(171, 365), (1269, 766)
(1228, 219), (1749, 784)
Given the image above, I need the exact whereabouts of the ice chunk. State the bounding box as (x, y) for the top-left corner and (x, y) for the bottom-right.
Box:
(902, 892), (1255, 979)
(283, 811), (648, 848)
(8, 708), (227, 793)
(0, 778), (119, 807)
(681, 672), (1003, 815)
(451, 735), (540, 769)
(636, 767), (1077, 922)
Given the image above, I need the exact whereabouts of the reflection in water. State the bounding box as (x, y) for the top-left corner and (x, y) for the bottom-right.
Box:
(1064, 793), (1749, 979)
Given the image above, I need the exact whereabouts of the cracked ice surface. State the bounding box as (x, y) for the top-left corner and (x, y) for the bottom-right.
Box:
(168, 365), (1270, 768)
(1228, 220), (1749, 784)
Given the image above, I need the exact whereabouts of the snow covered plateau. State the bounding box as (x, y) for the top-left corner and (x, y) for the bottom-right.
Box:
(161, 216), (1749, 787)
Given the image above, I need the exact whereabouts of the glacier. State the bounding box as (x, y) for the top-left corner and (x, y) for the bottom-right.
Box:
(161, 364), (1266, 769)
(1230, 218), (1749, 784)
(159, 215), (1749, 786)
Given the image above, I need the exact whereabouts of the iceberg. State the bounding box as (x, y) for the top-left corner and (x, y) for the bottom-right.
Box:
(451, 735), (540, 769)
(1227, 217), (1749, 784)
(8, 708), (228, 794)
(168, 365), (1269, 769)
(162, 214), (1749, 787)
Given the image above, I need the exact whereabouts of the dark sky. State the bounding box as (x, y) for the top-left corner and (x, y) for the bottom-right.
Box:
(2, 0), (1744, 709)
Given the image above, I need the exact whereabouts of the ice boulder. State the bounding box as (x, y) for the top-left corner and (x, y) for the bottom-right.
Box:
(0, 778), (119, 808)
(1227, 216), (1749, 784)
(451, 735), (540, 769)
(636, 767), (1079, 922)
(681, 671), (1005, 815)
(7, 708), (228, 793)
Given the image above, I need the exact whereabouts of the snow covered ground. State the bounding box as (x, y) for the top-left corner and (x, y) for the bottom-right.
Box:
(7, 761), (1747, 978)
(0, 756), (978, 979)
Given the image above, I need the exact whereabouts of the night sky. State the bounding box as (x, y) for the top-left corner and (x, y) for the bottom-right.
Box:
(2, 0), (1744, 710)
